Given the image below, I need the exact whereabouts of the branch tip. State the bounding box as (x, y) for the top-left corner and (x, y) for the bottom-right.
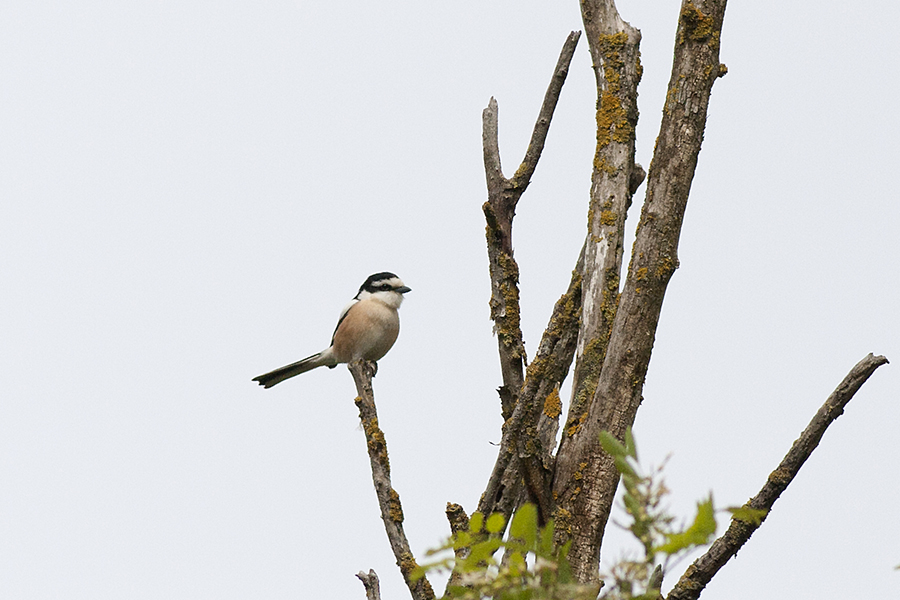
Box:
(356, 569), (381, 600)
(666, 353), (889, 600)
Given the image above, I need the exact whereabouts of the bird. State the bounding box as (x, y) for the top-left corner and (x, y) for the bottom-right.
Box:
(252, 272), (411, 388)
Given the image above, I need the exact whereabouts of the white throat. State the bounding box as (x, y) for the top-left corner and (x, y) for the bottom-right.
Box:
(359, 289), (404, 310)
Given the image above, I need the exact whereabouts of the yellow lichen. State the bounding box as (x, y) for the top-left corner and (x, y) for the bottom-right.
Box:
(593, 155), (618, 177)
(679, 1), (716, 45)
(496, 252), (523, 356)
(543, 386), (562, 419)
(566, 410), (589, 437)
(397, 552), (435, 597)
(655, 256), (675, 278)
(768, 467), (792, 487)
(573, 462), (588, 481)
(389, 488), (404, 523)
(361, 417), (390, 470)
(554, 507), (573, 535)
(593, 31), (635, 152)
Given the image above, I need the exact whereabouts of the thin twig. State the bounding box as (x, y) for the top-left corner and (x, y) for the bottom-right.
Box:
(356, 569), (382, 600)
(510, 31), (583, 190)
(349, 360), (435, 600)
(666, 353), (889, 600)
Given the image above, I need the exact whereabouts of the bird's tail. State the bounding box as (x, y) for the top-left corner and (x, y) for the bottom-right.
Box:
(252, 348), (336, 388)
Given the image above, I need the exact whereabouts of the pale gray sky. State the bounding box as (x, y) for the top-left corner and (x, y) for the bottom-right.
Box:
(1, 1), (898, 599)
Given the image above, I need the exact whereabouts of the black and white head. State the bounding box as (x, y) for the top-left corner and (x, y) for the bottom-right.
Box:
(356, 272), (411, 308)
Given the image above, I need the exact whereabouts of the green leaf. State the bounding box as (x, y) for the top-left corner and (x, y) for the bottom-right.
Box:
(445, 584), (469, 596)
(625, 427), (638, 460)
(614, 455), (638, 479)
(629, 517), (651, 542)
(599, 431), (627, 458)
(464, 537), (502, 566)
(632, 592), (663, 600)
(452, 530), (472, 549)
(622, 492), (642, 518)
(556, 541), (574, 582)
(486, 512), (506, 534)
(654, 495), (717, 555)
(469, 511), (484, 533)
(508, 550), (526, 576)
(727, 505), (768, 526)
(411, 557), (453, 580)
(539, 518), (555, 556)
(509, 503), (538, 549)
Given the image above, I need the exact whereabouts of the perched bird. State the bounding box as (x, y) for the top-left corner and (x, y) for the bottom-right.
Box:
(252, 272), (411, 388)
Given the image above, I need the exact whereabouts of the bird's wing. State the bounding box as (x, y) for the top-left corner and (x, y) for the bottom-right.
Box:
(329, 298), (359, 346)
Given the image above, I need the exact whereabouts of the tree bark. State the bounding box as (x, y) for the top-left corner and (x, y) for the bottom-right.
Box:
(552, 0), (729, 583)
(559, 0), (644, 474)
(482, 31), (582, 422)
(356, 569), (382, 600)
(349, 360), (435, 600)
(443, 503), (471, 596)
(477, 32), (582, 525)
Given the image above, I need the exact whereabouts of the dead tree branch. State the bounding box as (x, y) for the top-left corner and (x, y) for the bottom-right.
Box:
(476, 31), (582, 524)
(349, 360), (435, 600)
(666, 353), (889, 600)
(444, 503), (471, 595)
(552, 0), (729, 582)
(482, 30), (581, 422)
(559, 0), (644, 471)
(356, 569), (382, 600)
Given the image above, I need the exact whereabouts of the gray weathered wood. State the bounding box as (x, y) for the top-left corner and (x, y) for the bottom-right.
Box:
(477, 32), (582, 525)
(349, 360), (435, 600)
(552, 0), (729, 582)
(356, 569), (382, 600)
(666, 353), (889, 600)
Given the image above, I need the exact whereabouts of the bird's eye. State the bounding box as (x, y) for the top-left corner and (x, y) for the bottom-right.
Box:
(379, 284), (392, 291)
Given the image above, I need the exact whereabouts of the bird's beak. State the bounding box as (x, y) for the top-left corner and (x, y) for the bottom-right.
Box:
(397, 286), (412, 294)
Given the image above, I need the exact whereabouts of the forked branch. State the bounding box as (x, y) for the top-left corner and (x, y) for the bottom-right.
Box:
(482, 30), (581, 421)
(552, 0), (729, 582)
(477, 32), (581, 524)
(356, 569), (382, 600)
(666, 353), (889, 600)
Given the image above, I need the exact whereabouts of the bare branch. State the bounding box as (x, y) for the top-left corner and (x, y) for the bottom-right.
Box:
(557, 0), (643, 474)
(553, 0), (729, 582)
(482, 98), (503, 200)
(349, 360), (435, 600)
(477, 254), (584, 524)
(665, 353), (889, 599)
(444, 503), (471, 595)
(511, 31), (583, 190)
(473, 32), (582, 526)
(356, 569), (382, 600)
(482, 31), (581, 422)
